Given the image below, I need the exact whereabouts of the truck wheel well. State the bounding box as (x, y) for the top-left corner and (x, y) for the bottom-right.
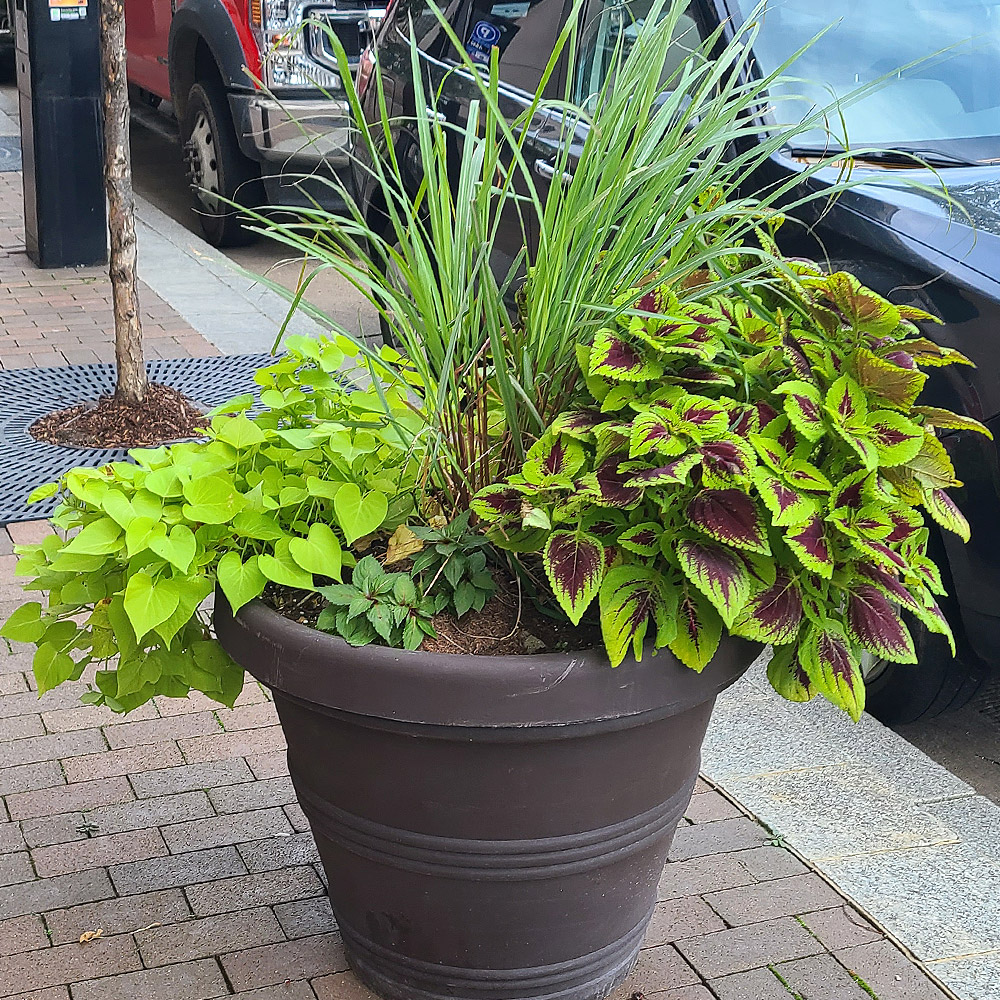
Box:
(171, 32), (224, 122)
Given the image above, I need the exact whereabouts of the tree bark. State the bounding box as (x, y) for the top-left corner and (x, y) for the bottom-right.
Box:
(100, 0), (147, 403)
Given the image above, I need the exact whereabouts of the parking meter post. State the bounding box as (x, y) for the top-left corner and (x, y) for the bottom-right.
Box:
(100, 0), (146, 403)
(14, 0), (106, 268)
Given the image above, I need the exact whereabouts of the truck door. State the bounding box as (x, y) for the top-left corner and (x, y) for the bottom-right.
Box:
(124, 0), (171, 98)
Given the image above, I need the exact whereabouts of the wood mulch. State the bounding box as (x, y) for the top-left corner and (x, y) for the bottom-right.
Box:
(30, 383), (208, 449)
(266, 572), (598, 657)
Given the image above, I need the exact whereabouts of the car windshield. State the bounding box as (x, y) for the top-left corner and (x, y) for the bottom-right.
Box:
(731, 0), (1000, 155)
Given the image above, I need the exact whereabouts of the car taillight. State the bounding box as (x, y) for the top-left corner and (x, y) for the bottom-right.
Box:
(357, 45), (376, 100)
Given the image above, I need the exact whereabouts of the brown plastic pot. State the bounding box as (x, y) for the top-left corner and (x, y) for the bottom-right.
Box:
(215, 595), (757, 1000)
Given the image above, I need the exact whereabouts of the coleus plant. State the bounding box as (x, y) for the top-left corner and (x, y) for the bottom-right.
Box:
(472, 254), (989, 719)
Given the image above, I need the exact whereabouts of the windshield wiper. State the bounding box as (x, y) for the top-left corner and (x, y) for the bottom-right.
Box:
(787, 146), (980, 168)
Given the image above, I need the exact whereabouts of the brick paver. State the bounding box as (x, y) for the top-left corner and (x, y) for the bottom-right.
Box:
(0, 161), (955, 1000)
(0, 172), (218, 367)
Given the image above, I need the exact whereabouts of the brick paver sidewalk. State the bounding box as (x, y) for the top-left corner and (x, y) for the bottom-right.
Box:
(0, 173), (217, 368)
(0, 165), (956, 1000)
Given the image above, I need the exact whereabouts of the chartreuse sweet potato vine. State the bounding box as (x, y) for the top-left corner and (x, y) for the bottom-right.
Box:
(0, 337), (427, 712)
(472, 250), (989, 720)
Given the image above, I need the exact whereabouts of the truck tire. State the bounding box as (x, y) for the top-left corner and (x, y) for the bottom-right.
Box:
(864, 602), (988, 726)
(181, 80), (262, 248)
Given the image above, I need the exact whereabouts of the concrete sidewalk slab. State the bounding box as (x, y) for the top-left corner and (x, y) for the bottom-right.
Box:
(704, 664), (1000, 1000)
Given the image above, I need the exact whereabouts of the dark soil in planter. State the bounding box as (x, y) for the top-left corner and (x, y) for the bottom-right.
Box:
(29, 383), (208, 449)
(263, 575), (602, 656)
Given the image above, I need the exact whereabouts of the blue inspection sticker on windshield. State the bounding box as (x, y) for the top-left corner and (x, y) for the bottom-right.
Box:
(466, 20), (503, 63)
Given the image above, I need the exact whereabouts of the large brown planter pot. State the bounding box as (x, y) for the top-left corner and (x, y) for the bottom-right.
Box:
(215, 595), (757, 1000)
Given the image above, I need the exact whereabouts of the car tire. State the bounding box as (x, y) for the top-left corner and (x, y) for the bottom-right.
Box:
(864, 603), (988, 726)
(181, 81), (262, 248)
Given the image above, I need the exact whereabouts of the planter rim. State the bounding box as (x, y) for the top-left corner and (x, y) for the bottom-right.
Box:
(215, 593), (759, 730)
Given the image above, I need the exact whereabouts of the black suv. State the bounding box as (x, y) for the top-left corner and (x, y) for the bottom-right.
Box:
(357, 0), (1000, 724)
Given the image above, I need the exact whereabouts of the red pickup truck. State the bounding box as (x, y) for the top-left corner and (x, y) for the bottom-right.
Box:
(125, 0), (381, 246)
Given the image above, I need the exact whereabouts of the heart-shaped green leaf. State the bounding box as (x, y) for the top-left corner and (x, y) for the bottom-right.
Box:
(218, 552), (268, 612)
(0, 602), (45, 643)
(64, 518), (123, 556)
(123, 571), (180, 642)
(334, 484), (388, 545)
(33, 642), (77, 695)
(148, 524), (197, 574)
(213, 414), (268, 449)
(288, 523), (343, 580)
(258, 540), (314, 590)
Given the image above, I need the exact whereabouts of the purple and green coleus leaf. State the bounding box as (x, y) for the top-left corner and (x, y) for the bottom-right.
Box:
(618, 522), (662, 557)
(911, 406), (992, 438)
(551, 409), (609, 441)
(766, 643), (817, 703)
(687, 490), (770, 554)
(668, 582), (723, 671)
(826, 375), (868, 430)
(731, 570), (804, 645)
(591, 327), (663, 383)
(829, 469), (871, 511)
(884, 505), (923, 545)
(676, 537), (754, 626)
(897, 338), (972, 368)
(855, 562), (922, 616)
(578, 455), (643, 508)
(699, 437), (757, 488)
(624, 453), (701, 488)
(921, 487), (971, 542)
(846, 583), (917, 664)
(629, 409), (687, 459)
(784, 515), (835, 578)
(522, 433), (585, 485)
(542, 530), (607, 626)
(866, 410), (924, 467)
(853, 347), (927, 410)
(904, 433), (960, 491)
(824, 271), (901, 336)
(828, 502), (893, 547)
(754, 468), (820, 527)
(850, 536), (910, 575)
(775, 380), (825, 442)
(799, 620), (866, 722)
(470, 484), (530, 524)
(674, 395), (729, 436)
(907, 585), (956, 653)
(598, 564), (679, 667)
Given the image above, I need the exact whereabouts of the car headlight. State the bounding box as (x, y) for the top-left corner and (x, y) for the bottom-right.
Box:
(250, 0), (342, 91)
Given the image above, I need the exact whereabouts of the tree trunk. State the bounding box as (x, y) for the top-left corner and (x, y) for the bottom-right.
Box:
(100, 0), (147, 403)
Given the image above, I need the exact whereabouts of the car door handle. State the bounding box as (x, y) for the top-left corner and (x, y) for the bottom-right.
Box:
(534, 159), (573, 183)
(425, 106), (448, 124)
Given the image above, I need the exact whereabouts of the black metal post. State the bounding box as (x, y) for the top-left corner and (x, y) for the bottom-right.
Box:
(14, 0), (106, 268)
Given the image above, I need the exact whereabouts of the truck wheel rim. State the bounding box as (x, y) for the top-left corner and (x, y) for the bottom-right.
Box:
(860, 650), (888, 683)
(185, 110), (222, 214)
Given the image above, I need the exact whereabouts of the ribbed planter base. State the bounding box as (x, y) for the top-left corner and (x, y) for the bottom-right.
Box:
(216, 595), (757, 1000)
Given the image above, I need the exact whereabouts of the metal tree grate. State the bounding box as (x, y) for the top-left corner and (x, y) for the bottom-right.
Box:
(0, 354), (273, 524)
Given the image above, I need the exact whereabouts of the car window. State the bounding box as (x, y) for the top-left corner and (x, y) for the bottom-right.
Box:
(405, 0), (469, 58)
(457, 0), (567, 93)
(574, 0), (701, 106)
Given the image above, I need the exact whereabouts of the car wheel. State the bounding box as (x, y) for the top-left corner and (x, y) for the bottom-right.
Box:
(863, 604), (988, 725)
(181, 81), (262, 248)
